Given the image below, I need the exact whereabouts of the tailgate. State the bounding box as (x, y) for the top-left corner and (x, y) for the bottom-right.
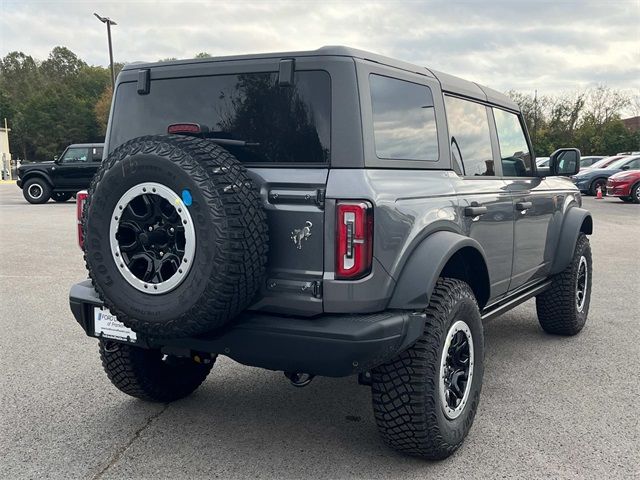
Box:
(247, 168), (328, 316)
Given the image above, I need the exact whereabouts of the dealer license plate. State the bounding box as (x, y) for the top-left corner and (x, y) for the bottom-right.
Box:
(94, 307), (137, 342)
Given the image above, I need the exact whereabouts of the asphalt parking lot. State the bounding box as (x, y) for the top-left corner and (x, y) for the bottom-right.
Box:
(0, 183), (638, 480)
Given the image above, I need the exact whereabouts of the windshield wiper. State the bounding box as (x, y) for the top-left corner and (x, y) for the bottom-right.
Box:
(208, 138), (260, 147)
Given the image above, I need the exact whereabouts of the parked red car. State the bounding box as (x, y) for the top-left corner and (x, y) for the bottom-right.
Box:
(607, 170), (640, 203)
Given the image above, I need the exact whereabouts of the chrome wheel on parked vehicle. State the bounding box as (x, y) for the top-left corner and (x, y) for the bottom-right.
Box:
(439, 320), (474, 420)
(109, 182), (196, 295)
(28, 183), (44, 200)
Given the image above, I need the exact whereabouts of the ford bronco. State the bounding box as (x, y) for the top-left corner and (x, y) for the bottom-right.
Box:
(17, 143), (104, 203)
(69, 47), (592, 459)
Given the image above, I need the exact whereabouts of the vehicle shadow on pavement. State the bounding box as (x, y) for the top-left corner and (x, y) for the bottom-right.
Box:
(89, 306), (577, 478)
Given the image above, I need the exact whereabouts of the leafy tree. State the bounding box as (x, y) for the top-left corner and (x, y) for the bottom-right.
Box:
(194, 52), (212, 58)
(94, 86), (113, 135)
(40, 46), (86, 80)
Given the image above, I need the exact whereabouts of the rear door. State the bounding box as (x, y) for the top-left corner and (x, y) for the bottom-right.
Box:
(107, 60), (335, 315)
(83, 146), (103, 185)
(444, 95), (514, 300)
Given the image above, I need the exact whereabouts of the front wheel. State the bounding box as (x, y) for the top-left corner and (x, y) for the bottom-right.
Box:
(99, 340), (214, 402)
(631, 183), (640, 204)
(371, 278), (484, 459)
(536, 233), (592, 335)
(22, 178), (51, 204)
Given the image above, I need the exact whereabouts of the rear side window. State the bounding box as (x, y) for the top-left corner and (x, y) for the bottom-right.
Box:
(110, 71), (330, 164)
(369, 75), (438, 161)
(444, 96), (494, 176)
(91, 147), (103, 161)
(493, 108), (533, 177)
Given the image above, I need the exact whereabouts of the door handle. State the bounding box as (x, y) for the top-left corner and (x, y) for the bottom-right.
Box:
(464, 206), (488, 217)
(515, 201), (532, 211)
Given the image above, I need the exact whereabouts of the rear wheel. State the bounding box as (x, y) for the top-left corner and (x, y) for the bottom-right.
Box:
(371, 278), (484, 459)
(53, 192), (72, 202)
(99, 340), (214, 402)
(536, 233), (592, 335)
(22, 178), (51, 204)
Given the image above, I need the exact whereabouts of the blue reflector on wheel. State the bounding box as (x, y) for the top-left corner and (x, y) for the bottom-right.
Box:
(182, 189), (192, 206)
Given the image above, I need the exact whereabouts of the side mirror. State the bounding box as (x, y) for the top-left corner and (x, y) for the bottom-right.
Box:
(53, 155), (60, 163)
(548, 148), (580, 176)
(621, 165), (630, 171)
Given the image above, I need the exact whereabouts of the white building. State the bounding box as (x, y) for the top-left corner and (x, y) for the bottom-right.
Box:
(1, 126), (12, 180)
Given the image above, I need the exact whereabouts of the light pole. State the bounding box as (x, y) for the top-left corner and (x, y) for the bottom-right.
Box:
(94, 13), (117, 90)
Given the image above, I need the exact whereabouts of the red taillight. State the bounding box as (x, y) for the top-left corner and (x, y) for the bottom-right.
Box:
(336, 201), (373, 279)
(167, 123), (207, 135)
(76, 190), (89, 249)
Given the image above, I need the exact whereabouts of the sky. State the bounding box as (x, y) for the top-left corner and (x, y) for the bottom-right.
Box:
(1, 0), (639, 97)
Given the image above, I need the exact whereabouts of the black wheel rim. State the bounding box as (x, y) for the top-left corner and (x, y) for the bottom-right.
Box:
(117, 194), (185, 283)
(439, 320), (474, 419)
(110, 183), (196, 294)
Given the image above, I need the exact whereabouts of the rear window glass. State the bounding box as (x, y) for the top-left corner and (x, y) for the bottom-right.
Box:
(109, 71), (330, 164)
(369, 74), (438, 161)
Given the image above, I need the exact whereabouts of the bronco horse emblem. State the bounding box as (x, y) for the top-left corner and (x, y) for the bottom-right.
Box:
(291, 221), (313, 250)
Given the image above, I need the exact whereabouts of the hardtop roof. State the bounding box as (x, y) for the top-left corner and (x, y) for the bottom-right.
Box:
(122, 45), (519, 111)
(68, 143), (104, 148)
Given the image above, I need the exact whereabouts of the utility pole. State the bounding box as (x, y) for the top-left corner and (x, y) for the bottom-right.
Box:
(94, 13), (117, 90)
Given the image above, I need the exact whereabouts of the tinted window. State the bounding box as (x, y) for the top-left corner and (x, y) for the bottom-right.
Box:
(624, 158), (640, 169)
(91, 147), (103, 161)
(110, 71), (330, 164)
(493, 108), (533, 177)
(444, 96), (494, 176)
(369, 75), (438, 161)
(61, 148), (89, 163)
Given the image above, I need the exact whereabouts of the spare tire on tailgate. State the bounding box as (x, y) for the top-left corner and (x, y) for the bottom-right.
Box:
(84, 135), (268, 338)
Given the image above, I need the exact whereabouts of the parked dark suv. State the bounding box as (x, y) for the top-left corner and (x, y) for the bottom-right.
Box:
(69, 47), (592, 459)
(17, 143), (103, 203)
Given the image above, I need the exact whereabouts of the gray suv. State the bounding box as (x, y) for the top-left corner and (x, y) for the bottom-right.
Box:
(69, 46), (593, 459)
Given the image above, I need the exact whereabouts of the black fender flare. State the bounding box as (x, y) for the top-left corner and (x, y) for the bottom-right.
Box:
(550, 206), (593, 275)
(387, 231), (489, 310)
(21, 171), (53, 187)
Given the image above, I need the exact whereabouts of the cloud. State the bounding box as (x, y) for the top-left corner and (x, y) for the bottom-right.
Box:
(1, 0), (639, 95)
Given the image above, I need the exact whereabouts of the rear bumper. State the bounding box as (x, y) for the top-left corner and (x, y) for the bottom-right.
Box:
(69, 280), (425, 377)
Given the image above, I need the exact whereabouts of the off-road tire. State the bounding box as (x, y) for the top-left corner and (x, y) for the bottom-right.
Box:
(536, 233), (592, 335)
(22, 178), (51, 204)
(99, 340), (213, 402)
(371, 278), (484, 460)
(84, 135), (268, 337)
(589, 178), (607, 196)
(53, 192), (72, 202)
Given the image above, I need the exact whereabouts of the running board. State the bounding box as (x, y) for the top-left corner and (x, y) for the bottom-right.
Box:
(481, 280), (552, 321)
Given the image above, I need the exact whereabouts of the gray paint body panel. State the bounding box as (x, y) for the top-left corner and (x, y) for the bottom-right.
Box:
(105, 46), (592, 321)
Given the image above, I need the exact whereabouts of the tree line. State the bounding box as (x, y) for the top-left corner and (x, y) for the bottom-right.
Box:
(0, 47), (637, 162)
(508, 88), (639, 156)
